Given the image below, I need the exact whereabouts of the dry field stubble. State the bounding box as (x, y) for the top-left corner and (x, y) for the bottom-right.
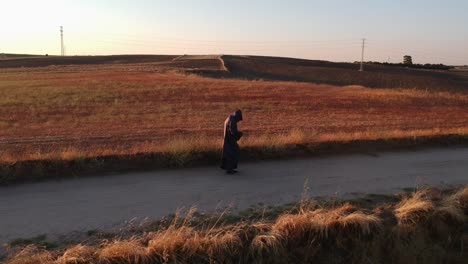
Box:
(1, 64), (468, 182)
(3, 186), (467, 264)
(222, 55), (468, 91)
(2, 65), (468, 161)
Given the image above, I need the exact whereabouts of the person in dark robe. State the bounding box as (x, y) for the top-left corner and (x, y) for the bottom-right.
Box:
(221, 110), (243, 174)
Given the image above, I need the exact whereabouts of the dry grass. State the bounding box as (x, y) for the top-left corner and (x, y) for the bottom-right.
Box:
(4, 245), (55, 264)
(4, 186), (467, 264)
(272, 203), (381, 241)
(448, 186), (468, 210)
(56, 245), (97, 264)
(149, 228), (244, 262)
(1, 63), (468, 166)
(249, 232), (285, 262)
(99, 240), (151, 264)
(395, 190), (436, 226)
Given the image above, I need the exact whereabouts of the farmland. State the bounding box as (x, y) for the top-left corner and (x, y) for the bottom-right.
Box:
(222, 55), (468, 91)
(1, 55), (468, 182)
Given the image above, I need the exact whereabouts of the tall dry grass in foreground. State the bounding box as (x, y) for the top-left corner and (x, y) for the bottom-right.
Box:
(4, 186), (467, 264)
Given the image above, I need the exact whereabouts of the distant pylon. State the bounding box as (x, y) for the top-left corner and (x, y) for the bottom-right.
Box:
(60, 26), (64, 56)
(359, 38), (365, 71)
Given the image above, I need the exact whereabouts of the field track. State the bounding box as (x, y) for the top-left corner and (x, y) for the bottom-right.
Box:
(1, 147), (467, 243)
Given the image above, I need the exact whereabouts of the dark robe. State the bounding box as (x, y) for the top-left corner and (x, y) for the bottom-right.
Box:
(221, 112), (243, 171)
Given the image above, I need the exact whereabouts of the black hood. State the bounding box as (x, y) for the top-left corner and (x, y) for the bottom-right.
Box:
(233, 110), (243, 121)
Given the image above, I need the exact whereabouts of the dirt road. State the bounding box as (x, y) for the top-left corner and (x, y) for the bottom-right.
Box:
(1, 148), (467, 243)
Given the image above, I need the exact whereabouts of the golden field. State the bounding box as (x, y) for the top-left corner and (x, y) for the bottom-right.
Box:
(1, 64), (468, 164)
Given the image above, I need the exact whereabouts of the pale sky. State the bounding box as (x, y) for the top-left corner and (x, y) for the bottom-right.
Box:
(1, 0), (468, 65)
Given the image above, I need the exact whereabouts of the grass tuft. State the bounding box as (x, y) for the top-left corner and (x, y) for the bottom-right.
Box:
(56, 244), (97, 264)
(250, 232), (285, 263)
(394, 190), (435, 226)
(4, 245), (55, 264)
(99, 239), (150, 264)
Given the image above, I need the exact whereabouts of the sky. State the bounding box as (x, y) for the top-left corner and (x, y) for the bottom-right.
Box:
(1, 0), (468, 65)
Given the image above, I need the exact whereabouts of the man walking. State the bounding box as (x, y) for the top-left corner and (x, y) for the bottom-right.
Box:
(221, 110), (243, 174)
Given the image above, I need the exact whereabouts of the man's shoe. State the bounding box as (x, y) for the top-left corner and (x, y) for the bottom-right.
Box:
(226, 170), (238, 174)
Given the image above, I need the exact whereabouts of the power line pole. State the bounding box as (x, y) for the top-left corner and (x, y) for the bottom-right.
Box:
(60, 26), (64, 56)
(359, 38), (365, 72)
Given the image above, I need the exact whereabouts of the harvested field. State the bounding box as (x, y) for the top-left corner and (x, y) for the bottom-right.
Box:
(1, 56), (468, 182)
(0, 55), (178, 68)
(1, 64), (468, 163)
(0, 54), (225, 73)
(3, 54), (468, 91)
(222, 55), (468, 91)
